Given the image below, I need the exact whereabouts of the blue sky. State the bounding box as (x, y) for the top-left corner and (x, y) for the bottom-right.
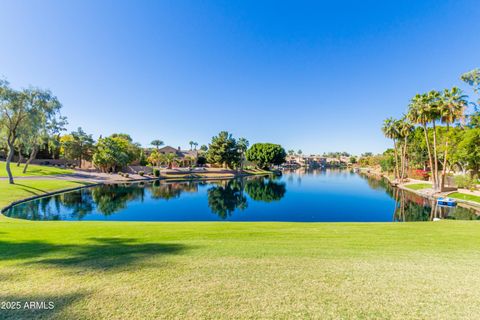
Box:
(0, 0), (479, 154)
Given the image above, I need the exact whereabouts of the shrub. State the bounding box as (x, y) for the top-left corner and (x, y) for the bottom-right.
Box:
(153, 169), (160, 177)
(118, 172), (124, 177)
(409, 169), (430, 181)
(138, 171), (145, 176)
(454, 175), (477, 190)
(124, 173), (129, 178)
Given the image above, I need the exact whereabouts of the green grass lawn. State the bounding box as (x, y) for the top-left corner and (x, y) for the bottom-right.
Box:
(0, 218), (479, 319)
(405, 183), (432, 190)
(0, 161), (73, 177)
(449, 192), (480, 204)
(0, 180), (91, 208)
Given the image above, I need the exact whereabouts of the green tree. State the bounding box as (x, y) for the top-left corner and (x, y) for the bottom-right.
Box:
(245, 143), (287, 170)
(150, 139), (164, 150)
(60, 127), (95, 168)
(93, 134), (139, 172)
(438, 87), (468, 188)
(237, 137), (249, 171)
(206, 131), (240, 169)
(381, 118), (401, 180)
(199, 144), (208, 152)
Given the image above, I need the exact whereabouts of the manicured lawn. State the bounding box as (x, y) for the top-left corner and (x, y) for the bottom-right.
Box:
(0, 180), (91, 208)
(0, 161), (73, 177)
(0, 218), (479, 319)
(449, 192), (480, 204)
(405, 183), (431, 190)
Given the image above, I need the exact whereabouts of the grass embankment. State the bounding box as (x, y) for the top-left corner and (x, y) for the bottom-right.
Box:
(449, 192), (480, 204)
(0, 180), (91, 208)
(0, 161), (73, 177)
(1, 220), (480, 319)
(404, 183), (432, 190)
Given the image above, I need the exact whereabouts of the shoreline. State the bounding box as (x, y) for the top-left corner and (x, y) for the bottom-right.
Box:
(0, 170), (273, 215)
(357, 167), (480, 209)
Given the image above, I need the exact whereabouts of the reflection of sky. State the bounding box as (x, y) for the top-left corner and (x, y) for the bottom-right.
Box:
(6, 170), (478, 222)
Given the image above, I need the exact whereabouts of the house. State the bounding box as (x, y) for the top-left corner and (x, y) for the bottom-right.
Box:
(157, 146), (199, 160)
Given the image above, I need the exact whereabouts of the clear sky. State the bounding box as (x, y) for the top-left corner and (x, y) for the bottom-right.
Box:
(0, 0), (479, 155)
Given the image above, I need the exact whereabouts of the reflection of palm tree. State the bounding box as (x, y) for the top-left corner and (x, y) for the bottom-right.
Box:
(207, 179), (247, 219)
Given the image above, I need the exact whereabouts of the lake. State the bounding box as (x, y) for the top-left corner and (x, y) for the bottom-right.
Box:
(3, 169), (479, 221)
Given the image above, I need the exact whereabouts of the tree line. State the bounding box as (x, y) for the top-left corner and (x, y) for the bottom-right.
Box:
(1, 79), (286, 183)
(379, 68), (480, 191)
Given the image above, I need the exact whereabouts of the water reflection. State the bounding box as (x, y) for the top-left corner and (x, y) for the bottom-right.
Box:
(3, 171), (479, 221)
(358, 172), (480, 221)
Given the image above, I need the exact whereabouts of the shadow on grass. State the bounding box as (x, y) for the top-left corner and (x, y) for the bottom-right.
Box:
(0, 292), (88, 320)
(0, 238), (188, 271)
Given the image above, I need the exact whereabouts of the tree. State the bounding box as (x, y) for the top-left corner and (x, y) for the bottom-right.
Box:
(151, 139), (164, 150)
(92, 134), (140, 172)
(408, 93), (436, 186)
(193, 142), (198, 150)
(147, 149), (161, 167)
(206, 131), (240, 169)
(381, 118), (401, 180)
(161, 153), (178, 169)
(454, 128), (480, 178)
(288, 149), (294, 156)
(200, 144), (208, 152)
(189, 141), (194, 150)
(237, 137), (249, 171)
(60, 127), (95, 168)
(0, 81), (57, 183)
(245, 143), (287, 170)
(297, 149), (303, 156)
(438, 87), (467, 188)
(461, 69), (480, 128)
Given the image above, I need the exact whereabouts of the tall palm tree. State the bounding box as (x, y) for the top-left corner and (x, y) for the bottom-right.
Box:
(193, 142), (198, 150)
(189, 141), (194, 150)
(237, 138), (249, 171)
(408, 93), (434, 186)
(382, 117), (401, 180)
(438, 87), (467, 189)
(397, 117), (413, 180)
(151, 139), (164, 150)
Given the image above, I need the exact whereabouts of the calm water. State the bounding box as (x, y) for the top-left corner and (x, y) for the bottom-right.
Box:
(4, 169), (480, 222)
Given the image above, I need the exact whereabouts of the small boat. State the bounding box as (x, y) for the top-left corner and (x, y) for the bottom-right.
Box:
(437, 197), (457, 207)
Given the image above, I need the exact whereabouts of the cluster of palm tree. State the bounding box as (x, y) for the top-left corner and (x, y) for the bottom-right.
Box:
(382, 87), (468, 191)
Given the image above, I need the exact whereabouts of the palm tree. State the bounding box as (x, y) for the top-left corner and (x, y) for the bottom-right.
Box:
(189, 141), (194, 150)
(161, 153), (178, 169)
(408, 93), (434, 186)
(237, 138), (249, 171)
(193, 142), (198, 150)
(288, 150), (294, 156)
(297, 149), (303, 156)
(151, 139), (164, 150)
(438, 87), (467, 189)
(397, 117), (413, 180)
(382, 117), (401, 180)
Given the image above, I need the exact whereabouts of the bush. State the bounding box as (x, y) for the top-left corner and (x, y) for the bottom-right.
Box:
(153, 169), (160, 177)
(454, 175), (477, 190)
(409, 169), (430, 181)
(118, 172), (124, 177)
(124, 173), (129, 178)
(138, 171), (145, 176)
